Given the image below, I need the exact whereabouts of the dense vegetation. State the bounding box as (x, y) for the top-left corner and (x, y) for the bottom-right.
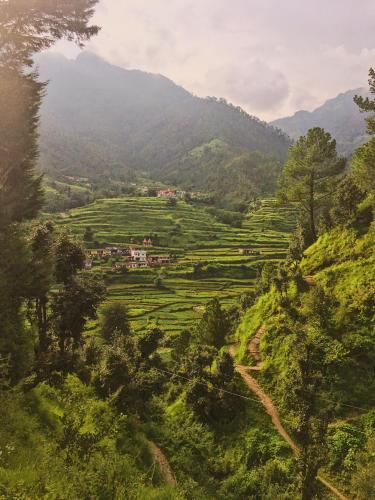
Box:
(236, 81), (375, 497)
(0, 2), (374, 498)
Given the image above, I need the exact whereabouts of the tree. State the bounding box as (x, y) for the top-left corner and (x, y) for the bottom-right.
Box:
(54, 232), (86, 284)
(166, 197), (177, 207)
(354, 68), (375, 135)
(154, 276), (163, 289)
(52, 274), (106, 358)
(0, 1), (100, 70)
(195, 298), (230, 349)
(351, 138), (375, 196)
(100, 303), (131, 343)
(330, 174), (368, 227)
(83, 226), (94, 242)
(181, 346), (238, 422)
(278, 128), (345, 241)
(136, 328), (163, 360)
(0, 0), (100, 228)
(28, 221), (55, 354)
(0, 69), (44, 229)
(171, 329), (191, 362)
(96, 328), (165, 415)
(0, 227), (34, 381)
(278, 287), (345, 500)
(0, 0), (99, 383)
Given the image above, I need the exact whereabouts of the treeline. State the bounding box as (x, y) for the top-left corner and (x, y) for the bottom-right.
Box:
(162, 139), (284, 211)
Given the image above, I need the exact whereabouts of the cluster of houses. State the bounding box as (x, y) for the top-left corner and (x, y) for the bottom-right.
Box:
(85, 243), (172, 270)
(137, 186), (186, 199)
(239, 248), (262, 256)
(63, 175), (90, 184)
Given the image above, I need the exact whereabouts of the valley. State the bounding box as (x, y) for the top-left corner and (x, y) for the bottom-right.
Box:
(1, 3), (375, 498)
(56, 196), (296, 334)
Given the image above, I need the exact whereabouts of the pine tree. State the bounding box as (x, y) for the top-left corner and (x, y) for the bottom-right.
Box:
(278, 128), (345, 241)
(0, 1), (99, 382)
(354, 68), (375, 135)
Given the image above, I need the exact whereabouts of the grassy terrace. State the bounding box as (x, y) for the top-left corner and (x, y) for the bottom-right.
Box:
(57, 197), (296, 334)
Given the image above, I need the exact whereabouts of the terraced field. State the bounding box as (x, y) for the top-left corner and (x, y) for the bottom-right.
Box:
(57, 197), (296, 334)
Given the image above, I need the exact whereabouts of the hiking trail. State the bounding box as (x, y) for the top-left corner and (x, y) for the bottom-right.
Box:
(147, 440), (177, 487)
(232, 320), (347, 500)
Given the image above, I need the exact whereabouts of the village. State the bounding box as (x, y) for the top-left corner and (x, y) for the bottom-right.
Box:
(85, 238), (173, 271)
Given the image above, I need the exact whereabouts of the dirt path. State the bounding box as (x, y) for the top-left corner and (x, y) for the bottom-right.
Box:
(148, 441), (177, 487)
(232, 323), (348, 500)
(236, 364), (299, 453)
(304, 275), (317, 287)
(247, 324), (265, 370)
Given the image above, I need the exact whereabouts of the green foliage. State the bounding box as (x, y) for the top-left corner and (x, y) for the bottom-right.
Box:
(330, 173), (369, 228)
(96, 328), (165, 415)
(166, 197), (177, 207)
(0, 378), (178, 499)
(195, 299), (230, 349)
(352, 136), (375, 196)
(170, 330), (192, 363)
(328, 424), (365, 473)
(354, 67), (375, 134)
(54, 231), (86, 284)
(178, 346), (239, 423)
(0, 227), (34, 382)
(52, 274), (106, 358)
(83, 225), (94, 242)
(278, 127), (345, 240)
(99, 302), (131, 343)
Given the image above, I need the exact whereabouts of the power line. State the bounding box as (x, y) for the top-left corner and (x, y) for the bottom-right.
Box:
(155, 366), (373, 437)
(155, 367), (263, 405)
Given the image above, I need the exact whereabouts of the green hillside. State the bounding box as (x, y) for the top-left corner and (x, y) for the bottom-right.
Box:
(57, 197), (296, 333)
(235, 222), (375, 498)
(37, 52), (290, 203)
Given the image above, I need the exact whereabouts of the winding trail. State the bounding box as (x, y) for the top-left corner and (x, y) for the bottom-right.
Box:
(147, 440), (177, 487)
(233, 323), (348, 500)
(236, 364), (298, 453)
(247, 324), (265, 370)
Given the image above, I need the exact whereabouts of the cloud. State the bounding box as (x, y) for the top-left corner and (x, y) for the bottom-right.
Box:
(52, 0), (375, 120)
(203, 60), (290, 113)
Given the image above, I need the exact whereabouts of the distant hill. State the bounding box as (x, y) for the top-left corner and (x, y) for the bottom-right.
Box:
(37, 52), (289, 189)
(271, 88), (370, 155)
(163, 138), (283, 207)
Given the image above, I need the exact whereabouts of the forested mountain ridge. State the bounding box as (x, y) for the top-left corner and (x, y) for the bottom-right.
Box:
(37, 52), (290, 179)
(272, 88), (370, 155)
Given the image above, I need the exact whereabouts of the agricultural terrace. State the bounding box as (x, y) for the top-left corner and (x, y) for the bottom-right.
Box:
(56, 197), (296, 334)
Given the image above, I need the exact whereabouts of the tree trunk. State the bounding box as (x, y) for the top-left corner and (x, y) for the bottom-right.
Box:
(309, 174), (317, 241)
(36, 296), (49, 354)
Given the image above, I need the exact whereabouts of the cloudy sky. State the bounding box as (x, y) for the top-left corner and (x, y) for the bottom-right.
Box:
(56, 0), (375, 121)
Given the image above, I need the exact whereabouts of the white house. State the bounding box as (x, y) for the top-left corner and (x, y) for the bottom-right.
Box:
(130, 248), (147, 263)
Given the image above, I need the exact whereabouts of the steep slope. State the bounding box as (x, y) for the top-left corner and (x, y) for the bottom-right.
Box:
(272, 89), (370, 155)
(235, 222), (375, 497)
(37, 52), (289, 179)
(163, 139), (283, 206)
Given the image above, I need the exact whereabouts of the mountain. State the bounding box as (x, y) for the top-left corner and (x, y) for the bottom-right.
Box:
(37, 52), (289, 184)
(271, 88), (370, 155)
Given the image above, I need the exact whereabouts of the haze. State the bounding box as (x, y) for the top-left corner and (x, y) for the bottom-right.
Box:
(52, 0), (375, 121)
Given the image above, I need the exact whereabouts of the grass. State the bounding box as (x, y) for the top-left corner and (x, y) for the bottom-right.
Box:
(56, 197), (296, 334)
